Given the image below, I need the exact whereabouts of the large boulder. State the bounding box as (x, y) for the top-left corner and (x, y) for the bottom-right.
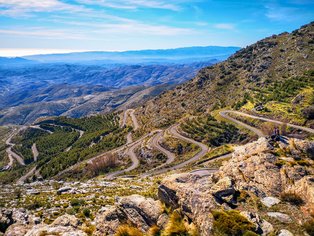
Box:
(5, 214), (86, 236)
(286, 175), (314, 215)
(0, 208), (31, 234)
(158, 173), (217, 236)
(0, 210), (13, 233)
(94, 195), (163, 235)
(116, 194), (163, 231)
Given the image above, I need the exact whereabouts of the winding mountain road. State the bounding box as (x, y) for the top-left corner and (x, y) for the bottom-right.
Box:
(220, 110), (314, 134)
(219, 111), (265, 137)
(106, 140), (142, 180)
(142, 124), (209, 177)
(5, 127), (26, 167)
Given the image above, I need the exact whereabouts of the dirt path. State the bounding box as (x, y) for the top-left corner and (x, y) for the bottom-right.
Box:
(16, 166), (37, 184)
(220, 110), (314, 134)
(5, 127), (26, 167)
(106, 141), (142, 180)
(31, 143), (39, 162)
(129, 109), (139, 131)
(29, 125), (53, 134)
(142, 124), (209, 177)
(141, 131), (176, 177)
(219, 111), (265, 137)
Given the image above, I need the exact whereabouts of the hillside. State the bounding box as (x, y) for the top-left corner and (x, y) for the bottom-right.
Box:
(136, 22), (314, 129)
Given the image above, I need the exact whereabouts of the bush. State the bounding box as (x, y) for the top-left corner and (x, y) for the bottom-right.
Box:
(115, 225), (143, 236)
(26, 199), (43, 210)
(281, 192), (304, 206)
(212, 210), (256, 236)
(163, 211), (198, 236)
(302, 106), (314, 120)
(303, 218), (314, 236)
(70, 198), (85, 207)
(82, 208), (91, 218)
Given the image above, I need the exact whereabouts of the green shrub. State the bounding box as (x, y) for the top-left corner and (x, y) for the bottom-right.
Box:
(82, 208), (91, 218)
(115, 225), (143, 236)
(303, 219), (314, 236)
(281, 192), (304, 206)
(70, 198), (85, 207)
(212, 210), (256, 236)
(163, 211), (198, 236)
(26, 199), (44, 210)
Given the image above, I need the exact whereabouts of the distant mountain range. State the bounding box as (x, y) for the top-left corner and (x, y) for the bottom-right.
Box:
(22, 46), (241, 64)
(0, 46), (240, 125)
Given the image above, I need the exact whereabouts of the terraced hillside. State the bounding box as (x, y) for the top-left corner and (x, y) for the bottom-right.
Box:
(0, 114), (129, 184)
(136, 22), (314, 129)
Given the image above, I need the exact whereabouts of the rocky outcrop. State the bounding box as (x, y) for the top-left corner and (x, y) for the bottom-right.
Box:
(4, 214), (86, 236)
(157, 138), (314, 235)
(94, 195), (163, 235)
(215, 138), (314, 197)
(0, 208), (31, 234)
(287, 176), (314, 215)
(158, 173), (217, 236)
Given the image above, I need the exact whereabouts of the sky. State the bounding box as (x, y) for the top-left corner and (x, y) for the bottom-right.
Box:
(0, 0), (313, 57)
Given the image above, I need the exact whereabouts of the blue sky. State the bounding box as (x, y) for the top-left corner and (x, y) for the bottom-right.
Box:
(0, 0), (313, 56)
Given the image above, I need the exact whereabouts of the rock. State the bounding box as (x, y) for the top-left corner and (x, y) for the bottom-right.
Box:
(11, 208), (29, 225)
(23, 224), (87, 236)
(51, 214), (81, 228)
(11, 215), (87, 236)
(240, 211), (274, 235)
(210, 177), (236, 205)
(261, 197), (281, 207)
(267, 212), (292, 223)
(159, 173), (216, 236)
(157, 213), (169, 230)
(95, 195), (163, 235)
(26, 189), (40, 195)
(116, 194), (163, 231)
(158, 184), (179, 209)
(0, 209), (13, 233)
(57, 187), (72, 194)
(287, 176), (314, 214)
(4, 223), (32, 236)
(213, 137), (313, 196)
(94, 206), (125, 236)
(278, 229), (294, 236)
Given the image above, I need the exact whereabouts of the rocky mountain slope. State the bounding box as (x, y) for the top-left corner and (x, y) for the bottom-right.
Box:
(136, 22), (314, 129)
(1, 137), (313, 235)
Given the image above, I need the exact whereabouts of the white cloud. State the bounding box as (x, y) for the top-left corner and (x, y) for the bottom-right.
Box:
(213, 23), (235, 30)
(0, 48), (89, 57)
(0, 28), (90, 40)
(76, 0), (186, 11)
(0, 0), (88, 16)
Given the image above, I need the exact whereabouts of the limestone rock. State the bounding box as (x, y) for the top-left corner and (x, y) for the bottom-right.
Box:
(0, 209), (13, 233)
(94, 206), (125, 236)
(240, 211), (274, 235)
(261, 197), (281, 208)
(278, 229), (294, 236)
(4, 223), (32, 236)
(267, 212), (292, 223)
(51, 214), (81, 228)
(159, 173), (217, 236)
(287, 176), (314, 213)
(116, 194), (163, 231)
(94, 195), (163, 235)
